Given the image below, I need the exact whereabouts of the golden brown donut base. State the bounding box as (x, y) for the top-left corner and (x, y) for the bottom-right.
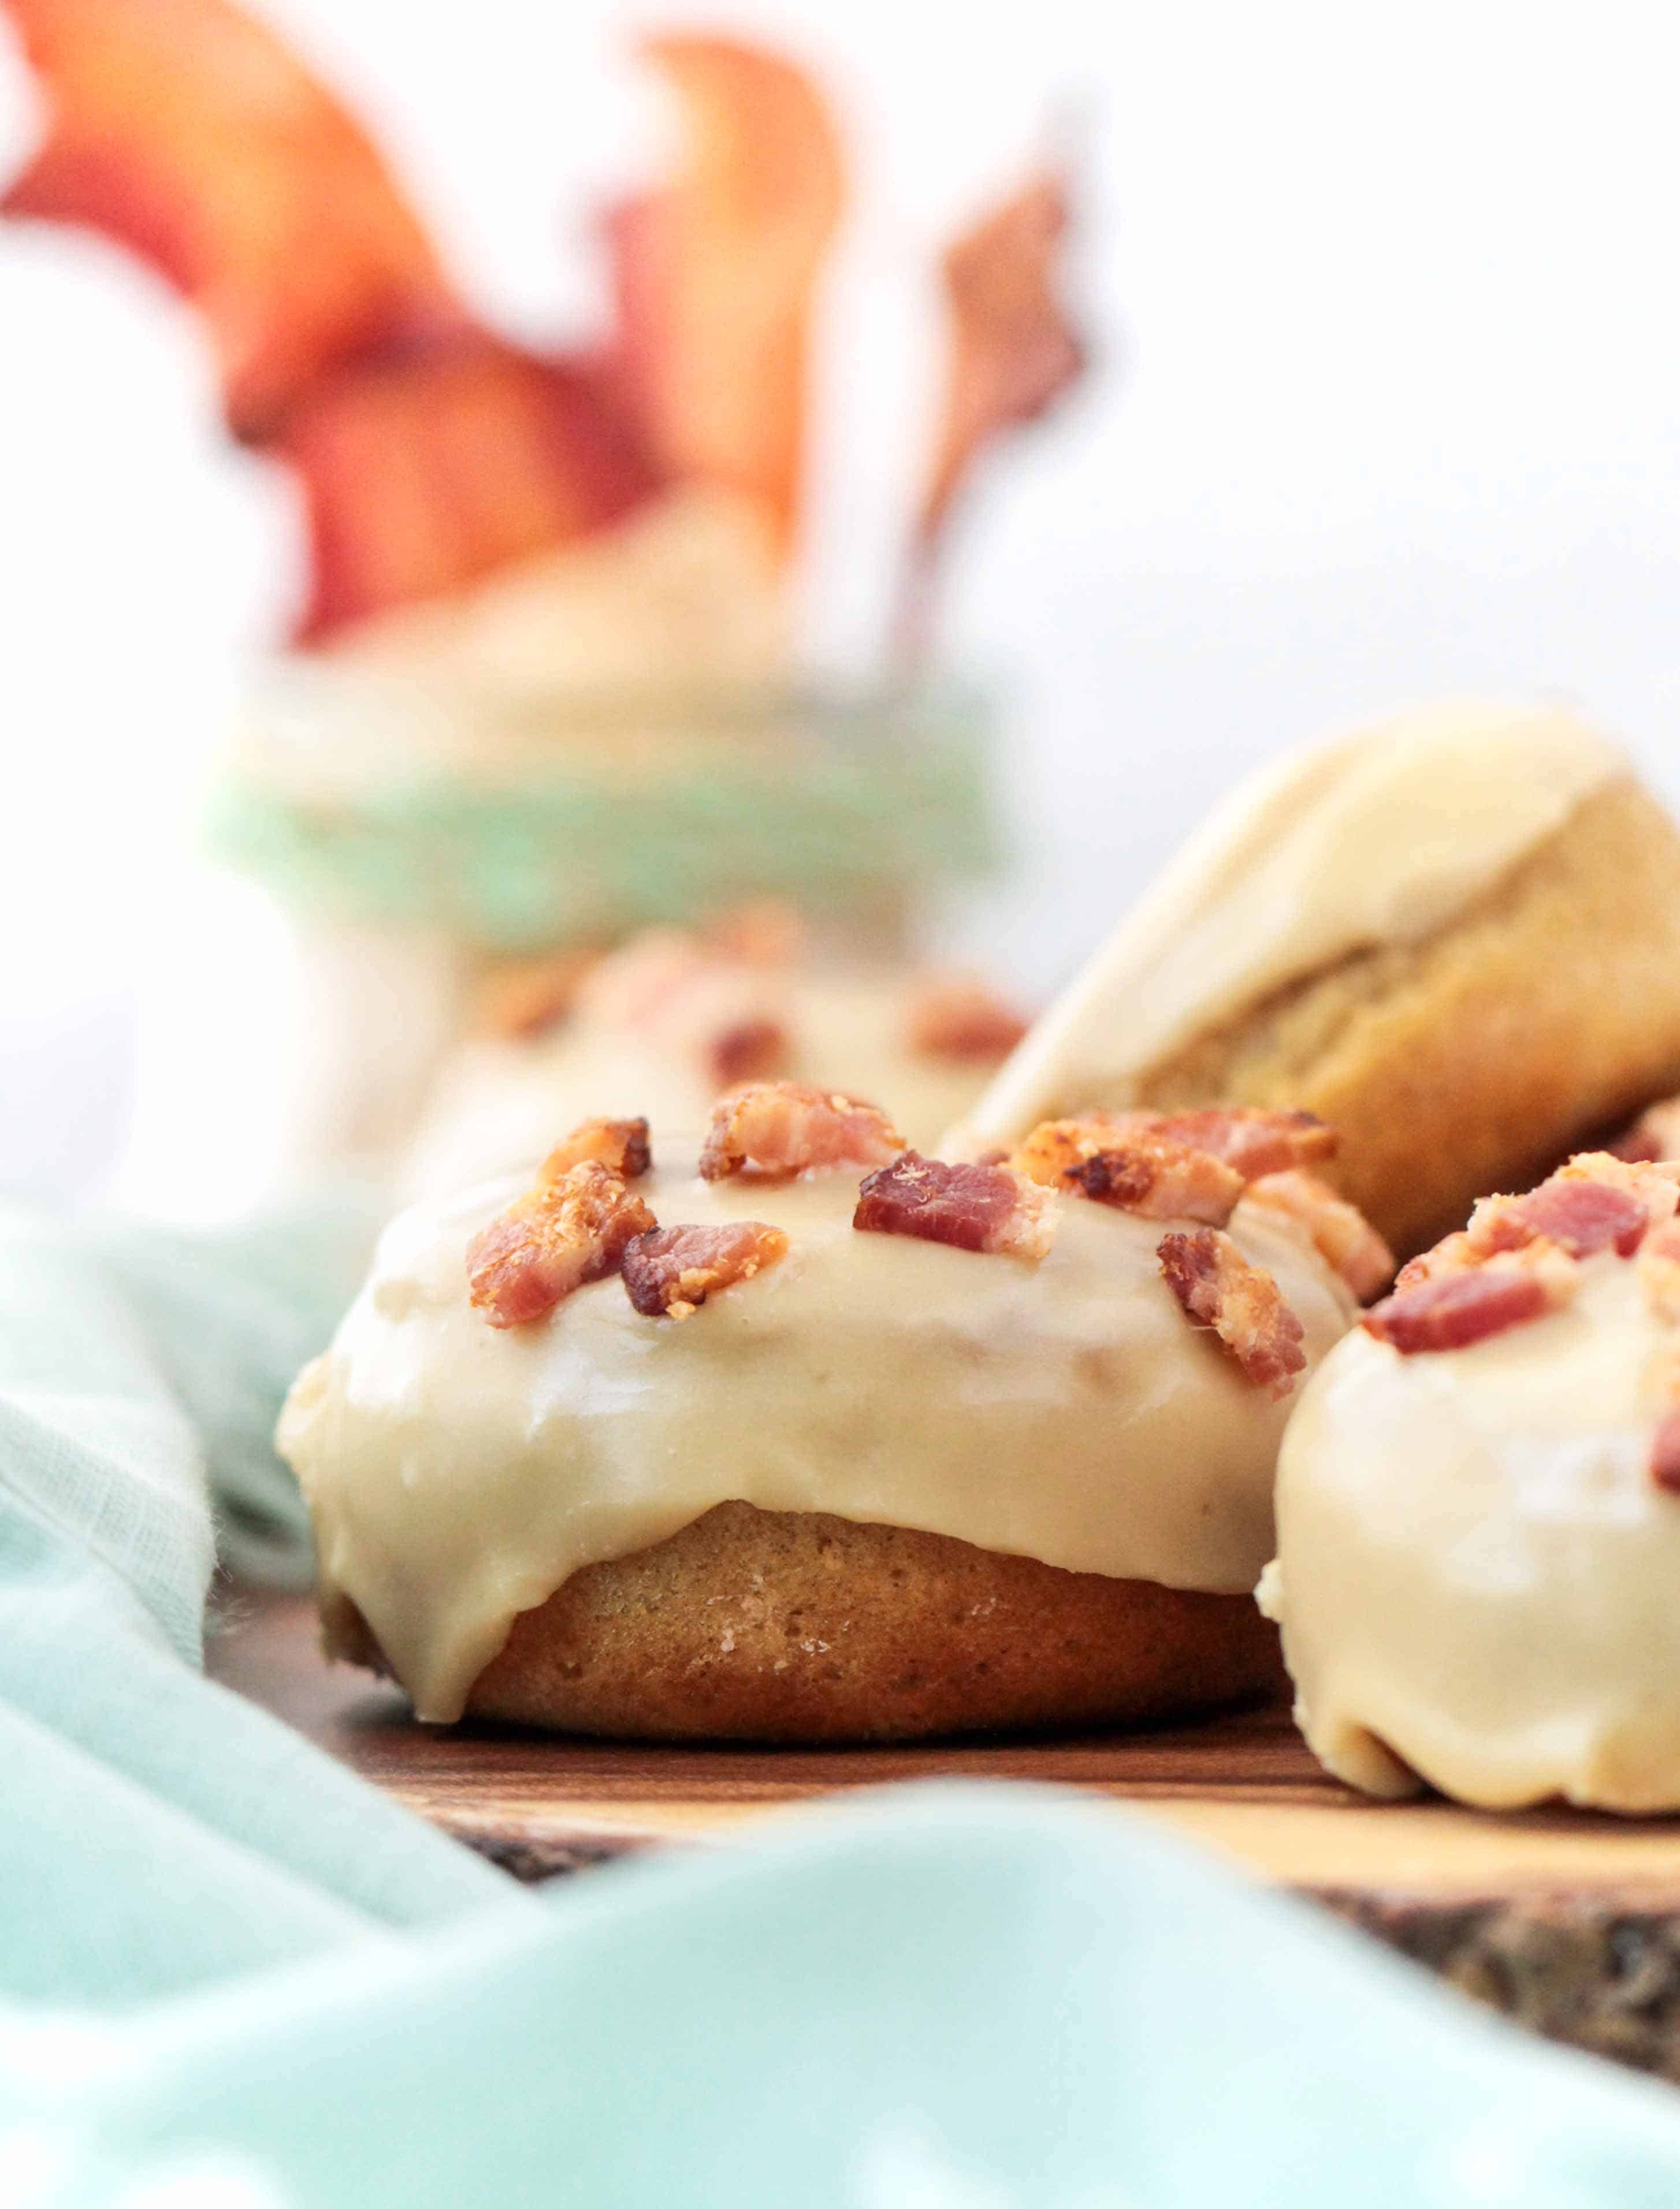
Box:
(445, 1501), (1285, 1743)
(1136, 778), (1680, 1257)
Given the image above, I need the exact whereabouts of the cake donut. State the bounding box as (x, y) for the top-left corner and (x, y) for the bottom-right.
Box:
(402, 915), (1028, 1199)
(279, 1084), (1378, 1741)
(959, 702), (1680, 1257)
(1261, 1149), (1680, 1810)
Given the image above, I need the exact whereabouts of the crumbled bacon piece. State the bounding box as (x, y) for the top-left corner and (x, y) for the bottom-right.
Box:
(539, 1116), (652, 1183)
(703, 900), (805, 968)
(707, 1018), (791, 1090)
(1362, 1245), (1577, 1356)
(470, 947), (602, 1038)
(622, 1220), (789, 1319)
(467, 1162), (656, 1328)
(1638, 1220), (1680, 1327)
(1462, 1154), (1678, 1264)
(1156, 1228), (1306, 1397)
(574, 929), (712, 1029)
(1012, 1116), (1242, 1224)
(853, 1153), (1054, 1261)
(905, 978), (1029, 1063)
(1146, 1108), (1338, 1181)
(700, 1082), (905, 1180)
(1651, 1412), (1680, 1494)
(1245, 1171), (1395, 1302)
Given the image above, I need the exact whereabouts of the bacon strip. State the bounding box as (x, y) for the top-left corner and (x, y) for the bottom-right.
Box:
(905, 979), (1029, 1063)
(1245, 1171), (1395, 1302)
(853, 1154), (1054, 1261)
(701, 1082), (905, 1180)
(1156, 1228), (1306, 1397)
(467, 1162), (655, 1329)
(539, 1116), (652, 1183)
(622, 1220), (788, 1318)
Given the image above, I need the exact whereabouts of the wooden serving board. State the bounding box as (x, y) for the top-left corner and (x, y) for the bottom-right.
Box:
(211, 1590), (1680, 2081)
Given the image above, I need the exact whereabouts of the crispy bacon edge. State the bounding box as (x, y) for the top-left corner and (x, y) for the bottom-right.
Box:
(1156, 1227), (1307, 1398)
(621, 1220), (789, 1319)
(1012, 1119), (1243, 1227)
(538, 1116), (653, 1183)
(853, 1153), (1054, 1261)
(905, 978), (1029, 1063)
(1244, 1171), (1395, 1303)
(700, 1082), (906, 1182)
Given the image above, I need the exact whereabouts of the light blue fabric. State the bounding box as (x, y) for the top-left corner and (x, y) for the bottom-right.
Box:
(8, 1197), (1680, 2206)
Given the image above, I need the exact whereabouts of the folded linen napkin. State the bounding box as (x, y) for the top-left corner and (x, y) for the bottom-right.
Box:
(6, 1197), (1680, 2207)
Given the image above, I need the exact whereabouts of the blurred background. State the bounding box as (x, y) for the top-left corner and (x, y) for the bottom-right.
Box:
(5, 0), (1680, 1213)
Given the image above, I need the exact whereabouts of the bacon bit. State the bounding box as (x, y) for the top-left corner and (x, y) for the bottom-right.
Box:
(622, 1220), (789, 1318)
(1504, 1177), (1650, 1260)
(905, 978), (1029, 1063)
(708, 1018), (791, 1090)
(1651, 1411), (1680, 1494)
(1362, 1245), (1577, 1356)
(467, 1163), (656, 1329)
(702, 900), (805, 968)
(1156, 1228), (1307, 1397)
(605, 39), (845, 551)
(1638, 1220), (1680, 1327)
(1011, 1116), (1242, 1224)
(854, 1153), (1054, 1261)
(1146, 1108), (1339, 1182)
(1245, 1171), (1396, 1302)
(538, 1117), (652, 1183)
(1614, 1098), (1680, 1164)
(700, 1082), (905, 1181)
(470, 948), (603, 1038)
(573, 929), (711, 1030)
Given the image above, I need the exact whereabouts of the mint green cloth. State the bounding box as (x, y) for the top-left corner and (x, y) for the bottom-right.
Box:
(8, 1197), (1680, 2205)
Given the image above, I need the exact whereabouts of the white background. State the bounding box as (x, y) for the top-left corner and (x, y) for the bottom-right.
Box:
(5, 0), (1680, 1208)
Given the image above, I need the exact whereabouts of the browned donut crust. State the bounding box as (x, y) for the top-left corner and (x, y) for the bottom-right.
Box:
(1135, 778), (1680, 1258)
(442, 1501), (1285, 1743)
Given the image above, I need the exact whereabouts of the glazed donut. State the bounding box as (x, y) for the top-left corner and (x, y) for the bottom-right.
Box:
(960, 702), (1680, 1257)
(280, 1085), (1372, 1740)
(1262, 1149), (1680, 1810)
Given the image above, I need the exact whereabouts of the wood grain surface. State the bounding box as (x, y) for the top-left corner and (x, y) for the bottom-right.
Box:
(209, 1588), (1680, 2080)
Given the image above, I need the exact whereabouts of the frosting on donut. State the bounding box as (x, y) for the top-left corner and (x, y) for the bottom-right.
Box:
(280, 1147), (1355, 1721)
(1262, 1243), (1680, 1810)
(957, 701), (1624, 1151)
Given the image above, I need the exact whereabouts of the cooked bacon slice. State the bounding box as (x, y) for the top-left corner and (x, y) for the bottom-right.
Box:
(853, 1154), (1054, 1261)
(467, 1163), (656, 1328)
(700, 1082), (905, 1180)
(1362, 1245), (1577, 1356)
(1638, 1220), (1680, 1326)
(1465, 1154), (1678, 1263)
(1156, 1228), (1307, 1397)
(1245, 1171), (1395, 1302)
(707, 1018), (791, 1090)
(1146, 1108), (1338, 1182)
(622, 1220), (789, 1318)
(1011, 1117), (1242, 1224)
(905, 978), (1029, 1063)
(538, 1117), (652, 1183)
(702, 899), (805, 968)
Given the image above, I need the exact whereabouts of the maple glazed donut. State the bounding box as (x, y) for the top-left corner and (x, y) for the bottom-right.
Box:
(1261, 1150), (1680, 1811)
(960, 701), (1680, 1258)
(278, 1084), (1382, 1742)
